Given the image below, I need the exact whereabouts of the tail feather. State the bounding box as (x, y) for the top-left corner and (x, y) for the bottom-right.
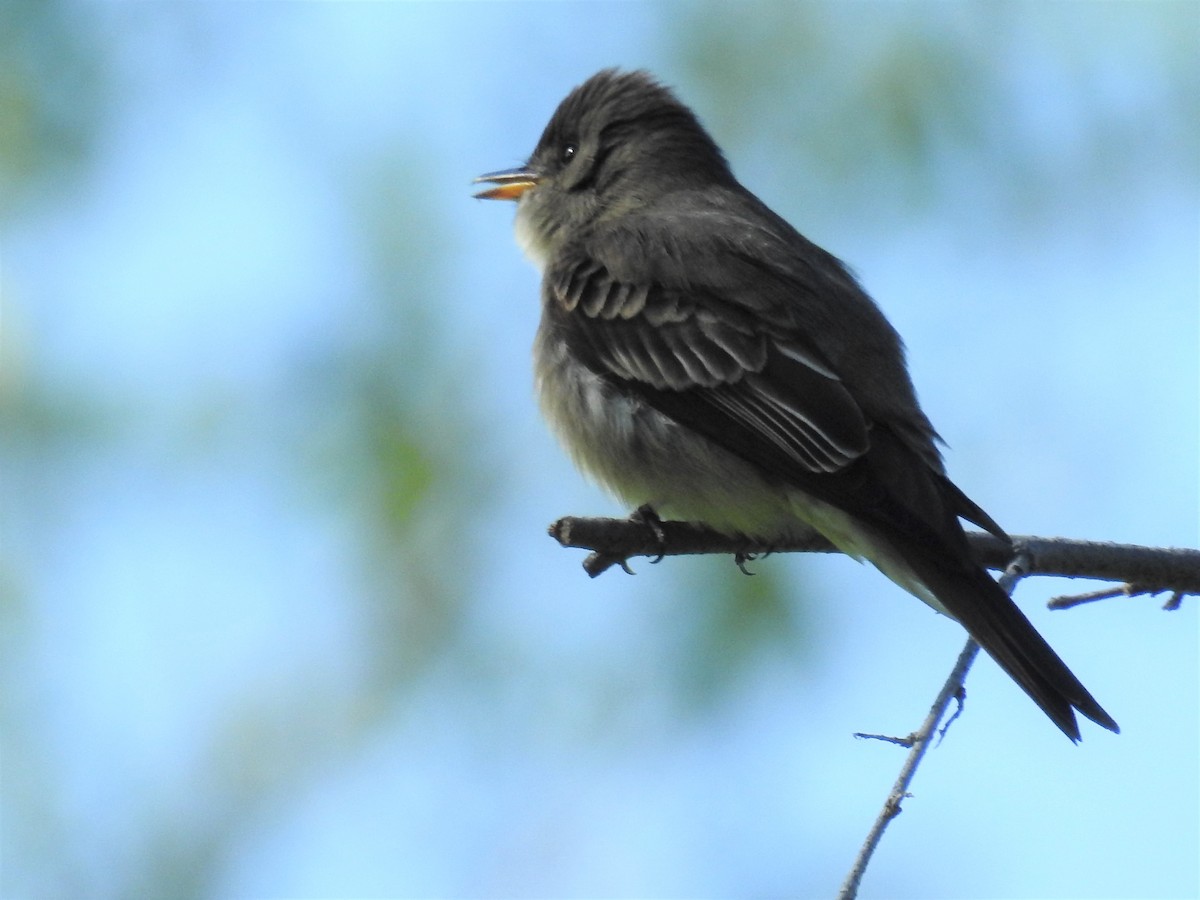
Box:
(911, 555), (1119, 741)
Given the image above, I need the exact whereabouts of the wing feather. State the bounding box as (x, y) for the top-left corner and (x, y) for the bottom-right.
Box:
(549, 251), (869, 474)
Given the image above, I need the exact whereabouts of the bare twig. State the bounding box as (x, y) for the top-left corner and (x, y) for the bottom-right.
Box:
(548, 515), (1200, 597)
(853, 731), (917, 748)
(836, 558), (1029, 900)
(1047, 584), (1141, 609)
(1047, 583), (1186, 611)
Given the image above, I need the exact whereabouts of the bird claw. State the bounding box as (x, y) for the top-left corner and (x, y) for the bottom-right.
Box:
(734, 551), (757, 575)
(734, 542), (776, 575)
(630, 504), (666, 563)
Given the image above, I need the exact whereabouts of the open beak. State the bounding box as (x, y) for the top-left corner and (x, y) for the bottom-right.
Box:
(473, 166), (540, 201)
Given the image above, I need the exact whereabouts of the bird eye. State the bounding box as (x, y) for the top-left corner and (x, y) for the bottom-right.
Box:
(561, 143), (577, 163)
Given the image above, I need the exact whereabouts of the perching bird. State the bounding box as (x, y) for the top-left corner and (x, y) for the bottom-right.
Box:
(474, 68), (1117, 741)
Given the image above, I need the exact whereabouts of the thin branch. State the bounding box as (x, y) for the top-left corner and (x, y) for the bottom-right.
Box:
(851, 731), (916, 748)
(836, 558), (1028, 900)
(1047, 583), (1186, 611)
(837, 638), (980, 899)
(548, 515), (1200, 596)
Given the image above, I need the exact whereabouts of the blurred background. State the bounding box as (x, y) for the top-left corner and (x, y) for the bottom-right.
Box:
(1, 3), (1196, 898)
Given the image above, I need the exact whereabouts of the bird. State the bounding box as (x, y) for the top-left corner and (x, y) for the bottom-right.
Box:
(474, 68), (1117, 741)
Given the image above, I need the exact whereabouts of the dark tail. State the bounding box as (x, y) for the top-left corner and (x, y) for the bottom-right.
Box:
(912, 555), (1119, 742)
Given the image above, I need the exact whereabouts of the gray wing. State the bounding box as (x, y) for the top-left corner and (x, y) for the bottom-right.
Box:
(548, 252), (871, 476)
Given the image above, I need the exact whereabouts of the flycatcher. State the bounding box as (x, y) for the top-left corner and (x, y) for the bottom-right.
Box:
(475, 68), (1116, 741)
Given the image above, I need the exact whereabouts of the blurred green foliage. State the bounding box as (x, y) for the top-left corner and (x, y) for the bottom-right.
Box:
(672, 554), (816, 711)
(670, 2), (1199, 223)
(674, 3), (992, 196)
(313, 152), (492, 693)
(0, 0), (110, 219)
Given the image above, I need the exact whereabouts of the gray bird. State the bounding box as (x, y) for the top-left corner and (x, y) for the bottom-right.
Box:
(475, 68), (1117, 741)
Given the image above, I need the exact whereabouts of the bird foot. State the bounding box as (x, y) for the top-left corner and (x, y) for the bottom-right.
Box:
(734, 544), (775, 575)
(629, 504), (666, 563)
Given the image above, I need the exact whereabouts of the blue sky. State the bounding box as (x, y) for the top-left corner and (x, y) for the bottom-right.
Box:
(3, 4), (1197, 898)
